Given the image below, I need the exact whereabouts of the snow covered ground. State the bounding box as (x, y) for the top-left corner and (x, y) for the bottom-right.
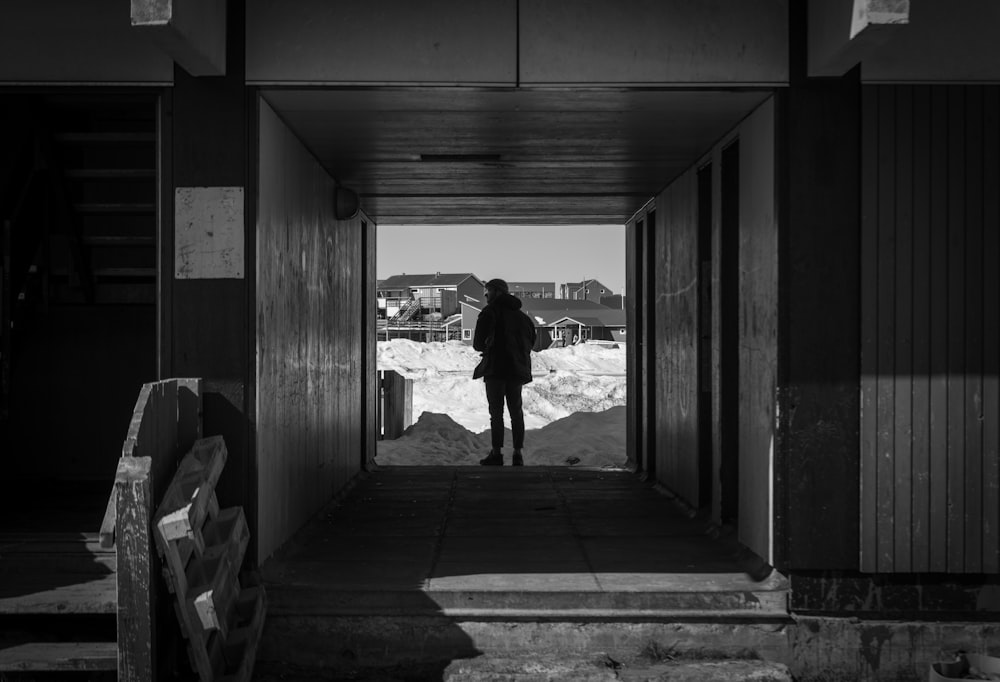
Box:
(376, 339), (628, 467)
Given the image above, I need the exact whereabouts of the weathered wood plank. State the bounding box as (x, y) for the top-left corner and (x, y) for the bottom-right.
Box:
(928, 87), (950, 573)
(910, 85), (932, 573)
(741, 101), (778, 563)
(364, 218), (378, 471)
(893, 85), (914, 572)
(875, 86), (897, 573)
(859, 86), (879, 573)
(0, 642), (117, 671)
(964, 86), (985, 572)
(116, 455), (154, 681)
(155, 436), (227, 543)
(257, 100), (368, 562)
(982, 86), (1000, 574)
(625, 219), (639, 472)
(946, 85), (967, 572)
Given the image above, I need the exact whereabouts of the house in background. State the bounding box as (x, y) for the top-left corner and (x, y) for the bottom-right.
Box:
(561, 278), (613, 303)
(507, 281), (556, 299)
(600, 294), (624, 309)
(461, 298), (617, 349)
(549, 308), (626, 345)
(378, 272), (483, 320)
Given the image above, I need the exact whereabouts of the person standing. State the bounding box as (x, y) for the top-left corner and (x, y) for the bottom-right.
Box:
(473, 278), (537, 466)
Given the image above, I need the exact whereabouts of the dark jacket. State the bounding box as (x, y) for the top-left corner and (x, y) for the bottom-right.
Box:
(473, 293), (537, 383)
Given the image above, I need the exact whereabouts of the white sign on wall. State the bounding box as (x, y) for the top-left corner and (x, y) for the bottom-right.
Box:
(175, 186), (244, 279)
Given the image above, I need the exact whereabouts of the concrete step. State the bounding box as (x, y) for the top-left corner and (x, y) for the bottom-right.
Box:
(258, 616), (792, 674)
(255, 654), (794, 681)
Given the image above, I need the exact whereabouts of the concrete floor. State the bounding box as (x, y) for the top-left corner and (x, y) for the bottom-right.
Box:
(260, 466), (789, 620)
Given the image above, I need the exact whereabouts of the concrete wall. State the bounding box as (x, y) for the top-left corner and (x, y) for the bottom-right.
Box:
(0, 0), (173, 83)
(776, 74), (862, 571)
(245, 0), (787, 85)
(256, 99), (370, 563)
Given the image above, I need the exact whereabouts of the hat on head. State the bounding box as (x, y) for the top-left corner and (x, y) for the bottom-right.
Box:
(485, 278), (509, 294)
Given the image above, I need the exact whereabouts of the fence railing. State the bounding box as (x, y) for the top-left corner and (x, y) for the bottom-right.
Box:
(378, 370), (412, 440)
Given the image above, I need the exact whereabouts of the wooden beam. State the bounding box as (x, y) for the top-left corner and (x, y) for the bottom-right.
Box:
(131, 0), (226, 76)
(115, 456), (155, 681)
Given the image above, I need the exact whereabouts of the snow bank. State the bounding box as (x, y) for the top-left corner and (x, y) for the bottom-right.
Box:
(376, 339), (628, 467)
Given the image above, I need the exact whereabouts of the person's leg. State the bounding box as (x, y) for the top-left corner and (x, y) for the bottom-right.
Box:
(506, 381), (525, 465)
(481, 378), (505, 465)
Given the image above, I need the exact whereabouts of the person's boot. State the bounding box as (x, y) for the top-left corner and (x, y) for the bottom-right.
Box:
(512, 450), (524, 467)
(479, 449), (503, 466)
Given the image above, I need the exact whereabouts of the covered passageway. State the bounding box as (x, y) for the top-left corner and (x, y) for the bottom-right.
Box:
(5, 0), (999, 678)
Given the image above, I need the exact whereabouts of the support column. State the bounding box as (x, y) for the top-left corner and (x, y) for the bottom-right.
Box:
(162, 1), (254, 557)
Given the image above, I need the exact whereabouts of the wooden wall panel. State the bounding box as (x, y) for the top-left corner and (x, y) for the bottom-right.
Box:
(860, 84), (1000, 573)
(983, 87), (1000, 575)
(625, 219), (639, 472)
(655, 174), (700, 504)
(363, 216), (378, 471)
(643, 98), (777, 546)
(736, 98), (777, 563)
(256, 99), (366, 563)
(780, 73), (861, 570)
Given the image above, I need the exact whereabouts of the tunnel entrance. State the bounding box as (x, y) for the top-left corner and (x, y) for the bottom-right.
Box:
(255, 85), (778, 564)
(373, 224), (627, 469)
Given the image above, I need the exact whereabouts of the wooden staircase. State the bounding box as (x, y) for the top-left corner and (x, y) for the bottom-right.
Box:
(0, 94), (158, 675)
(36, 95), (158, 307)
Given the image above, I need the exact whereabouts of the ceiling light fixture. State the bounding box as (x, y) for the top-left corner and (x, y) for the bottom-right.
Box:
(419, 154), (502, 162)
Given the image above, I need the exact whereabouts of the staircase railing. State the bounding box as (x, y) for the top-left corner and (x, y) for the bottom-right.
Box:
(389, 297), (421, 323)
(101, 378), (202, 680)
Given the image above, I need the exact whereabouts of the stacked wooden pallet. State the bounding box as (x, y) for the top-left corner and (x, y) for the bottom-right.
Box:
(152, 435), (266, 681)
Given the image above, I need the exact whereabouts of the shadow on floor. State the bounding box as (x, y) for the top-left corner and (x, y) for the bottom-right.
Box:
(257, 466), (788, 678)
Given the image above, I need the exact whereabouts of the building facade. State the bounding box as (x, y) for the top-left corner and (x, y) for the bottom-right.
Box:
(2, 1), (999, 678)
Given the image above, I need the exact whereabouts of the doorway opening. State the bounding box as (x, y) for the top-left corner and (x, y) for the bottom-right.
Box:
(0, 92), (158, 530)
(373, 224), (627, 469)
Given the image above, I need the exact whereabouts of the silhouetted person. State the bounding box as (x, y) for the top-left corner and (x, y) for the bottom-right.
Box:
(473, 278), (537, 466)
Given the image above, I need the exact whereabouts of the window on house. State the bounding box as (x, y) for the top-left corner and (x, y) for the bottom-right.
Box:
(600, 288), (605, 293)
(585, 288), (590, 294)
(462, 329), (472, 340)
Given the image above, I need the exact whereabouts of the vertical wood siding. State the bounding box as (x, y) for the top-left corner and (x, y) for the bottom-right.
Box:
(655, 175), (701, 504)
(625, 220), (640, 472)
(736, 99), (778, 563)
(256, 99), (366, 563)
(860, 85), (1000, 573)
(635, 98), (777, 553)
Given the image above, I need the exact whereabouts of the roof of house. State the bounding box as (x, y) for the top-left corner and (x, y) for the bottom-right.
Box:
(379, 273), (483, 289)
(563, 278), (610, 291)
(507, 281), (556, 291)
(460, 299), (618, 327)
(520, 298), (608, 311)
(521, 301), (621, 327)
(549, 309), (627, 327)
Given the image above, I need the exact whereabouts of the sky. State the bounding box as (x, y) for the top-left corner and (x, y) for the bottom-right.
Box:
(377, 224), (626, 293)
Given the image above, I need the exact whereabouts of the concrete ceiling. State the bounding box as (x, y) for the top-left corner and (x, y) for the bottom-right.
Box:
(262, 87), (773, 226)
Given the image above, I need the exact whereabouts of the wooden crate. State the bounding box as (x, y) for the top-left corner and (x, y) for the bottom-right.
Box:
(152, 436), (266, 681)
